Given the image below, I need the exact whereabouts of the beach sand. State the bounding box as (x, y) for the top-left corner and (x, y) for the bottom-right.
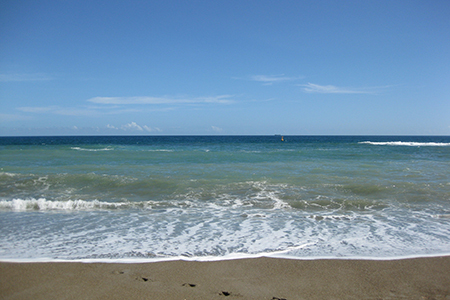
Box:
(1, 256), (449, 299)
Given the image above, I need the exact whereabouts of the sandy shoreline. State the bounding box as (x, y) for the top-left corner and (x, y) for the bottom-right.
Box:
(1, 256), (450, 299)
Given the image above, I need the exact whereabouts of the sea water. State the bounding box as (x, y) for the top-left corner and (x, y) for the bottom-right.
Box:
(1, 136), (449, 262)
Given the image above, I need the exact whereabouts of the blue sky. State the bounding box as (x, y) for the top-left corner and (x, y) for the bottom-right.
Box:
(1, 0), (449, 135)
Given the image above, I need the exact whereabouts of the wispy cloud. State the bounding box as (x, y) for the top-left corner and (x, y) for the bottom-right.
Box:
(15, 95), (233, 119)
(0, 113), (33, 122)
(17, 106), (58, 113)
(17, 105), (175, 117)
(235, 74), (304, 85)
(0, 73), (54, 82)
(121, 122), (146, 131)
(299, 83), (389, 94)
(144, 125), (162, 132)
(88, 95), (234, 105)
(70, 123), (162, 133)
(109, 122), (162, 133)
(17, 106), (99, 116)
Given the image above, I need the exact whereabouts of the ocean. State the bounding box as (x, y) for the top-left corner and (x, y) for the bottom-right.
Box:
(1, 135), (449, 262)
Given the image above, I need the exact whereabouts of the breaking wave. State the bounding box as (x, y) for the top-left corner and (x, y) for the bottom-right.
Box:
(359, 141), (450, 147)
(71, 147), (114, 151)
(0, 198), (143, 211)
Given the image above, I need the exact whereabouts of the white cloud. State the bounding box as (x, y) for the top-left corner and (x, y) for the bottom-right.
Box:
(235, 74), (304, 85)
(121, 122), (143, 131)
(211, 126), (223, 132)
(16, 104), (177, 118)
(142, 125), (152, 132)
(142, 125), (162, 132)
(15, 95), (234, 121)
(0, 73), (54, 82)
(17, 106), (58, 113)
(88, 95), (234, 105)
(299, 83), (382, 94)
(110, 122), (162, 133)
(251, 74), (302, 82)
(0, 113), (33, 122)
(17, 106), (101, 116)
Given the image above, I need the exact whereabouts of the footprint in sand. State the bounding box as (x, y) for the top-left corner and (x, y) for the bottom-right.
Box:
(112, 270), (152, 282)
(135, 276), (152, 282)
(219, 290), (245, 297)
(182, 283), (197, 287)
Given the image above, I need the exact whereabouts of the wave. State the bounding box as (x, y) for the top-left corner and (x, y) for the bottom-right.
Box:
(71, 147), (114, 151)
(359, 141), (450, 147)
(146, 149), (174, 152)
(0, 195), (290, 212)
(0, 172), (20, 177)
(0, 198), (143, 211)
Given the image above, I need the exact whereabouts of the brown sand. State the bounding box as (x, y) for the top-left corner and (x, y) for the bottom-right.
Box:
(1, 256), (449, 300)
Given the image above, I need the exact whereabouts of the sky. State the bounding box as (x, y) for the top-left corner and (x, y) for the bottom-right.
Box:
(1, 0), (449, 136)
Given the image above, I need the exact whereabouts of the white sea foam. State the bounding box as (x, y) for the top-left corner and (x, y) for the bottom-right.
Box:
(1, 201), (450, 262)
(0, 198), (137, 211)
(71, 147), (114, 151)
(147, 149), (174, 152)
(251, 181), (291, 209)
(0, 172), (20, 177)
(360, 141), (450, 146)
(2, 252), (450, 263)
(0, 198), (214, 211)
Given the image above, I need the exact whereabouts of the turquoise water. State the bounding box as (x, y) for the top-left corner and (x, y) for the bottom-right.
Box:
(1, 136), (450, 261)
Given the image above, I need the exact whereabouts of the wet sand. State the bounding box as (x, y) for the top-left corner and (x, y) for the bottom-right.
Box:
(1, 256), (450, 299)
